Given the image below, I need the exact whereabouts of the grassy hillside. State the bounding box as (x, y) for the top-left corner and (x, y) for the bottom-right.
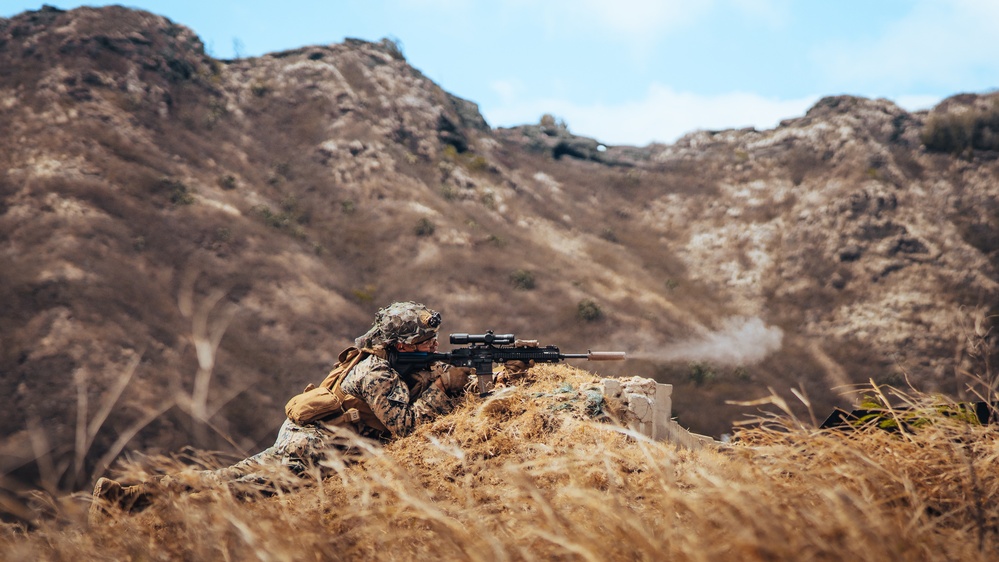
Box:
(3, 365), (998, 561)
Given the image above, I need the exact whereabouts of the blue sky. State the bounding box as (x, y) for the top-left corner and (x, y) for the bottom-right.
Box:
(3, 1), (998, 146)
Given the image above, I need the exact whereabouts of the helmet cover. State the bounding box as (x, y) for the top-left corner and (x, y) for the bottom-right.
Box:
(355, 301), (441, 349)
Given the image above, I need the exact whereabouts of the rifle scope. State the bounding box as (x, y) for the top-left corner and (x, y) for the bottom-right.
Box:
(450, 331), (515, 345)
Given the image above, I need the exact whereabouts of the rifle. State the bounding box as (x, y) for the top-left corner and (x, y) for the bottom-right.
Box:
(394, 331), (626, 394)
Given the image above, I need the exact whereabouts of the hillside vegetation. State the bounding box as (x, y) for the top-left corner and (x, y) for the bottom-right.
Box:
(4, 366), (999, 561)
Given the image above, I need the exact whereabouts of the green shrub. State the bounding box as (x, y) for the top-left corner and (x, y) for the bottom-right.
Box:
(352, 284), (376, 303)
(486, 234), (506, 247)
(481, 192), (496, 210)
(415, 217), (436, 237)
(204, 99), (227, 129)
(442, 144), (459, 160)
(922, 103), (999, 154)
(467, 155), (489, 172)
(439, 184), (458, 201)
(577, 299), (603, 322)
(280, 194), (298, 213)
(167, 180), (195, 205)
(218, 174), (237, 190)
(539, 113), (568, 132)
(688, 362), (716, 386)
(380, 36), (405, 61)
(253, 205), (305, 238)
(250, 81), (270, 97)
(510, 269), (536, 290)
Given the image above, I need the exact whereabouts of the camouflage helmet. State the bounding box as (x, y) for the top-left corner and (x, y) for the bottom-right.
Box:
(354, 301), (441, 349)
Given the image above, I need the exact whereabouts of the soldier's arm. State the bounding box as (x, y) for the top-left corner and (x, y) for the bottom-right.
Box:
(351, 358), (456, 437)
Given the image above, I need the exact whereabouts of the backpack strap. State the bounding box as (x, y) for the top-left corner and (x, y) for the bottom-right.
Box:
(319, 347), (369, 390)
(322, 347), (390, 434)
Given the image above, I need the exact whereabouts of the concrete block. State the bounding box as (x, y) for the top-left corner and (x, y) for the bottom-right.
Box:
(599, 377), (715, 449)
(601, 378), (622, 399)
(627, 394), (653, 423)
(652, 383), (672, 441)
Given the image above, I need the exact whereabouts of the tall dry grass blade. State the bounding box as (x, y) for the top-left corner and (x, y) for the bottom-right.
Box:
(73, 370), (87, 490)
(25, 417), (58, 494)
(73, 354), (141, 486)
(789, 384), (818, 428)
(591, 422), (675, 488)
(89, 399), (176, 483)
(868, 379), (913, 440)
(191, 288), (238, 425)
(224, 512), (274, 562)
(176, 267), (240, 444)
(728, 386), (806, 429)
(172, 389), (248, 454)
(0, 490), (33, 522)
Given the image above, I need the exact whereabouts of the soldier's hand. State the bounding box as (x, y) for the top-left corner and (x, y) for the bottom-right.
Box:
(438, 366), (474, 395)
(505, 360), (533, 374)
(496, 360), (534, 386)
(407, 369), (438, 397)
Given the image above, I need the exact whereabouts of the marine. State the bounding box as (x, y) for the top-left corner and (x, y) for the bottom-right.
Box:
(91, 301), (471, 517)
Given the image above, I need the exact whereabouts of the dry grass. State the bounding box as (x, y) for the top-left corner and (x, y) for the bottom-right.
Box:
(3, 364), (999, 561)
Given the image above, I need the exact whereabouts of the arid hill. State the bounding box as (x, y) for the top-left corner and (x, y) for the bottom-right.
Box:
(1, 5), (998, 496)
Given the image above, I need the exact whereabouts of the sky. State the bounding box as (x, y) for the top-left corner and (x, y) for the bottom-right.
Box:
(3, 0), (998, 146)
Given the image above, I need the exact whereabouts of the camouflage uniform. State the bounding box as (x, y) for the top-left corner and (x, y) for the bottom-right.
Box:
(181, 418), (358, 492)
(184, 355), (458, 492)
(340, 354), (456, 437)
(166, 302), (457, 493)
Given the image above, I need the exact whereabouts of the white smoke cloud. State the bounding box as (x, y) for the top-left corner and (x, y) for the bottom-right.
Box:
(634, 316), (784, 366)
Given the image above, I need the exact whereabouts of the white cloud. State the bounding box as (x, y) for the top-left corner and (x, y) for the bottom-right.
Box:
(729, 0), (792, 27)
(571, 0), (715, 37)
(395, 0), (470, 10)
(813, 0), (999, 92)
(894, 94), (944, 113)
(489, 79), (524, 104)
(502, 0), (789, 40)
(495, 0), (715, 54)
(483, 84), (819, 146)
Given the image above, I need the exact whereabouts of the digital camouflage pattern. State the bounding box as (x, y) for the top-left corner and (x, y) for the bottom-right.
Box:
(354, 301), (441, 349)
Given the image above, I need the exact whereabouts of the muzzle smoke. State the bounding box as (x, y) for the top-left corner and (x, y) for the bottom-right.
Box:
(633, 316), (784, 366)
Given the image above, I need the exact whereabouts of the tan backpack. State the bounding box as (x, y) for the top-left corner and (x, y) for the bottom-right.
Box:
(284, 347), (390, 433)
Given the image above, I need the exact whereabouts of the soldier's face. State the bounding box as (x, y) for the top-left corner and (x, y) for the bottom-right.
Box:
(396, 336), (439, 353)
(414, 337), (439, 352)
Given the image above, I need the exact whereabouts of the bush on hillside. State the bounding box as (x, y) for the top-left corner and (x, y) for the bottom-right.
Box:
(922, 103), (999, 154)
(414, 217), (436, 237)
(577, 299), (603, 322)
(509, 269), (535, 290)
